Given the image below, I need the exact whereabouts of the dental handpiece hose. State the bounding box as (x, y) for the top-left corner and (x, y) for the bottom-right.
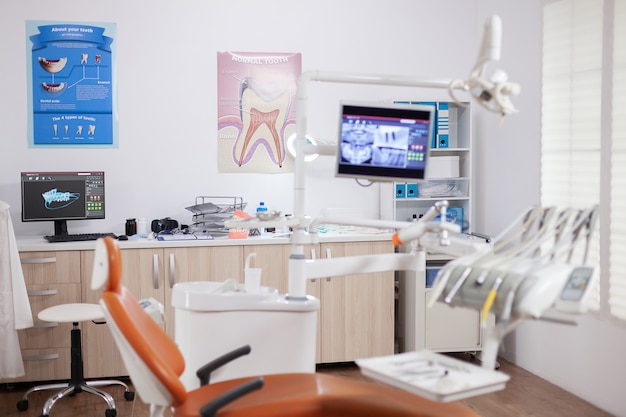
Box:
(392, 201), (449, 246)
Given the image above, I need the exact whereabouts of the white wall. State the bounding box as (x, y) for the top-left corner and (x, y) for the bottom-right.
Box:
(2, 1), (624, 416)
(1, 0), (479, 237)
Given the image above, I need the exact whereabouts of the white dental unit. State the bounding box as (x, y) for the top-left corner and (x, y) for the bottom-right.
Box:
(180, 14), (598, 402)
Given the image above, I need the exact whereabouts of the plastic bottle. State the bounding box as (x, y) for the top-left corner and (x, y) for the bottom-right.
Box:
(256, 201), (268, 214)
(125, 218), (137, 236)
(137, 218), (147, 235)
(256, 202), (268, 234)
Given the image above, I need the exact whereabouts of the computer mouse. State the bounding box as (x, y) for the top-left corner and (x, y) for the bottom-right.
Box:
(118, 235), (129, 241)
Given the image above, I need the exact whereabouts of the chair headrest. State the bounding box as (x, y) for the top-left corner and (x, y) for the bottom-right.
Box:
(91, 236), (122, 292)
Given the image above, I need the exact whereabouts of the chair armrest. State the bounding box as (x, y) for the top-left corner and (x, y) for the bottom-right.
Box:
(196, 345), (252, 386)
(199, 377), (264, 417)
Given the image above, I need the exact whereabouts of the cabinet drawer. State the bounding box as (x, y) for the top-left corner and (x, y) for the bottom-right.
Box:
(0, 347), (70, 383)
(20, 251), (81, 284)
(20, 283), (81, 349)
(424, 290), (481, 351)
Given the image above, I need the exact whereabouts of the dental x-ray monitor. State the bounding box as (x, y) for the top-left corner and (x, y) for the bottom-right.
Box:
(336, 102), (434, 182)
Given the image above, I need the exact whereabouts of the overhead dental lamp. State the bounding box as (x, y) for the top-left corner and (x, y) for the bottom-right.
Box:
(290, 14), (520, 220)
(450, 15), (520, 116)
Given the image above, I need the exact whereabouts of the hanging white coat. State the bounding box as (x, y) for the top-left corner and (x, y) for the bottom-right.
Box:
(0, 201), (34, 378)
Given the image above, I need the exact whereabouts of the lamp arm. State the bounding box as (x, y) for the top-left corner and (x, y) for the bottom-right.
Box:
(287, 199), (490, 298)
(287, 252), (423, 300)
(470, 14), (502, 79)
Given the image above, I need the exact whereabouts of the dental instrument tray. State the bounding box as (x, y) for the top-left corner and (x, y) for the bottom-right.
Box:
(186, 196), (246, 236)
(356, 350), (509, 402)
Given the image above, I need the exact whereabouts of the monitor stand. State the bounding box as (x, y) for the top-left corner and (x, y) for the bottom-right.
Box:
(54, 219), (69, 236)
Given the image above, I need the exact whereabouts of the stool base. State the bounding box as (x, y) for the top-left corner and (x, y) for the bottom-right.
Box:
(16, 321), (135, 417)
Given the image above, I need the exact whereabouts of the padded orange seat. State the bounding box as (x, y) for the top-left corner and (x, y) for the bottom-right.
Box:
(175, 372), (479, 417)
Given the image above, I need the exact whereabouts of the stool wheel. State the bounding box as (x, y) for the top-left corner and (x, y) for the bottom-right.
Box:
(105, 408), (117, 417)
(124, 391), (135, 401)
(16, 399), (28, 411)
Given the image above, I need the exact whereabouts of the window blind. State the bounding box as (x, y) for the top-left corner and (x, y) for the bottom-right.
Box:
(542, 0), (602, 209)
(610, 0), (626, 319)
(543, 0), (626, 320)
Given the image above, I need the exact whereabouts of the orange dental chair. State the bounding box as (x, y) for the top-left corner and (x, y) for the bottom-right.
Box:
(91, 236), (481, 417)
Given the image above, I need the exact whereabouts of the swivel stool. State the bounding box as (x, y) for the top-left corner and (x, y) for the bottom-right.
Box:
(16, 303), (134, 417)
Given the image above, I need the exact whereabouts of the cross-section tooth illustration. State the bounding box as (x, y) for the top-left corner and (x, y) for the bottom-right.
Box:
(236, 77), (292, 167)
(41, 82), (66, 93)
(38, 57), (67, 73)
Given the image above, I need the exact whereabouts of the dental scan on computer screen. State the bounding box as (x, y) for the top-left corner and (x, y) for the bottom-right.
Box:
(335, 101), (434, 182)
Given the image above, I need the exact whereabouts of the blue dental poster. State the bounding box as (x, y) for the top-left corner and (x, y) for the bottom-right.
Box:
(26, 21), (118, 147)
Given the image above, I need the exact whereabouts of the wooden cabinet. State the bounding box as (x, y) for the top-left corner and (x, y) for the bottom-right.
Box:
(0, 251), (81, 383)
(162, 246), (243, 339)
(318, 241), (395, 363)
(16, 237), (395, 380)
(244, 241), (394, 363)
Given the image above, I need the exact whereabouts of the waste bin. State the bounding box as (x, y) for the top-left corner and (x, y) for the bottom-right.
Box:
(171, 280), (319, 389)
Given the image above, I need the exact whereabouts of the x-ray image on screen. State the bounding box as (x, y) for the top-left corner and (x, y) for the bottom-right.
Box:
(336, 101), (434, 181)
(340, 121), (376, 165)
(371, 126), (409, 168)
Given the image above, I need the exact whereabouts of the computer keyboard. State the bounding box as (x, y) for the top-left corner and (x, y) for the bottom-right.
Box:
(44, 232), (118, 243)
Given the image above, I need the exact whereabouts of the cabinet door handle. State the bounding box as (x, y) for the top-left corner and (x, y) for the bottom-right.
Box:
(23, 353), (59, 361)
(27, 289), (58, 296)
(21, 257), (56, 264)
(168, 253), (176, 288)
(153, 254), (160, 289)
(325, 248), (332, 281)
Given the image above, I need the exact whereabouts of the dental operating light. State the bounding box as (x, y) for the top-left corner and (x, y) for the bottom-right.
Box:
(292, 14), (519, 221)
(450, 15), (520, 117)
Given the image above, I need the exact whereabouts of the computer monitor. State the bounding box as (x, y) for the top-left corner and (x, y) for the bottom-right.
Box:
(21, 171), (106, 237)
(336, 101), (434, 182)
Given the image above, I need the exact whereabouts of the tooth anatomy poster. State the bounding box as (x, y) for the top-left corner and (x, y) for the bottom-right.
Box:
(217, 52), (301, 173)
(26, 21), (117, 147)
